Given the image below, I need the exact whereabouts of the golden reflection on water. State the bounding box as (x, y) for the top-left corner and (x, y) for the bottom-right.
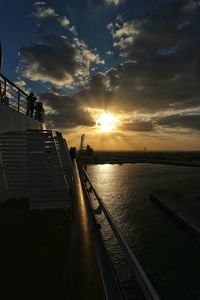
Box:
(91, 164), (121, 208)
(97, 164), (113, 170)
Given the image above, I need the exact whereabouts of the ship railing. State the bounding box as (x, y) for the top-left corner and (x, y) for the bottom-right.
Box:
(0, 73), (43, 122)
(78, 162), (161, 300)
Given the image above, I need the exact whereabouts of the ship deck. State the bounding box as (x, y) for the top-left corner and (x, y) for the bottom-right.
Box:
(0, 161), (106, 300)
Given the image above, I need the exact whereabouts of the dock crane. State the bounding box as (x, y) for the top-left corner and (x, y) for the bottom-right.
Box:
(79, 134), (93, 156)
(79, 134), (86, 151)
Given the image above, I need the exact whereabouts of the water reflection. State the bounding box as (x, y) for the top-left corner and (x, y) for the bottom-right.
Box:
(88, 163), (200, 300)
(97, 164), (113, 169)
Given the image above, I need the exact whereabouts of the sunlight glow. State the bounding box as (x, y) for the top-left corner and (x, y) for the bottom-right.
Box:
(96, 113), (117, 132)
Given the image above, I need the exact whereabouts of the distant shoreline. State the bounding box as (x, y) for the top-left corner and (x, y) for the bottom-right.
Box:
(84, 159), (200, 167)
(80, 152), (200, 167)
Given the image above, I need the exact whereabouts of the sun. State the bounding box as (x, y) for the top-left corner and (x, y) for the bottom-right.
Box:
(96, 113), (117, 132)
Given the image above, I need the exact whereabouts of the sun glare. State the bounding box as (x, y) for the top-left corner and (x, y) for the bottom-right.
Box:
(96, 113), (117, 132)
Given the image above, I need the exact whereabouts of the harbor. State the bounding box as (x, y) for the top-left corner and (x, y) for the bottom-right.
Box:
(0, 71), (162, 298)
(88, 163), (200, 300)
(0, 71), (200, 299)
(1, 0), (200, 298)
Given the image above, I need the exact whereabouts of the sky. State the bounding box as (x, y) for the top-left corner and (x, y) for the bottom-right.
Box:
(0, 0), (200, 150)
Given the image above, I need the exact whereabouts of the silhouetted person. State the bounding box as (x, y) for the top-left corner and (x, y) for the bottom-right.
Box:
(26, 92), (37, 117)
(26, 94), (30, 116)
(38, 102), (44, 122)
(1, 91), (9, 105)
(34, 102), (38, 120)
(70, 147), (76, 159)
(86, 145), (93, 156)
(34, 101), (44, 122)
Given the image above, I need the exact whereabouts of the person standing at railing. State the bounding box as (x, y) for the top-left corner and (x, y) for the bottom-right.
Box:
(26, 92), (37, 117)
(34, 101), (44, 122)
(34, 102), (38, 120)
(38, 102), (44, 122)
(1, 90), (9, 105)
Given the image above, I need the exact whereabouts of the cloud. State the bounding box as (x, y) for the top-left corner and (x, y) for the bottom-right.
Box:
(19, 36), (76, 87)
(32, 3), (77, 34)
(19, 4), (104, 88)
(157, 114), (200, 131)
(18, 35), (104, 88)
(39, 90), (95, 129)
(76, 0), (200, 116)
(34, 2), (46, 6)
(107, 20), (140, 54)
(109, 1), (200, 59)
(24, 0), (200, 136)
(104, 0), (123, 5)
(14, 79), (29, 94)
(106, 50), (113, 55)
(121, 120), (155, 132)
(182, 0), (200, 12)
(57, 16), (70, 27)
(15, 80), (27, 89)
(33, 6), (57, 18)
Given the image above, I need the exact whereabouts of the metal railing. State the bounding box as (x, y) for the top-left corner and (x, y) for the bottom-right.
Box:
(0, 73), (43, 122)
(79, 163), (161, 300)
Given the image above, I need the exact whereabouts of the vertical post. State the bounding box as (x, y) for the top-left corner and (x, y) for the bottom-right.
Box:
(3, 77), (6, 94)
(18, 90), (20, 111)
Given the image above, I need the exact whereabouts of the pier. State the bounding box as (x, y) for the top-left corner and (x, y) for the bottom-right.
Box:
(150, 194), (200, 241)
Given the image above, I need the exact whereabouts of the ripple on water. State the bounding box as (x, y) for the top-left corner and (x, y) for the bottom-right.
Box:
(88, 163), (200, 300)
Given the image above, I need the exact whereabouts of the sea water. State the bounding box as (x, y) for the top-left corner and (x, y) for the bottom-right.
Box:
(88, 163), (200, 300)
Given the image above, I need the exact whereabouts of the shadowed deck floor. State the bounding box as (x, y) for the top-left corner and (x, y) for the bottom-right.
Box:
(0, 161), (106, 300)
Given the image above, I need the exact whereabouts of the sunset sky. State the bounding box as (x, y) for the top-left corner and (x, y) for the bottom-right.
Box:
(1, 0), (200, 150)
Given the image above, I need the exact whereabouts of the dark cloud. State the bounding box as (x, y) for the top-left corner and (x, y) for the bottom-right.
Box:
(19, 3), (104, 88)
(75, 73), (113, 110)
(121, 120), (155, 131)
(157, 114), (200, 130)
(19, 0), (200, 135)
(39, 90), (95, 129)
(19, 35), (76, 86)
(110, 1), (200, 59)
(19, 35), (104, 87)
(104, 0), (123, 5)
(77, 0), (200, 114)
(77, 59), (200, 113)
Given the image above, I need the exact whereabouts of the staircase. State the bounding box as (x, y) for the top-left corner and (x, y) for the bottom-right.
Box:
(0, 130), (72, 209)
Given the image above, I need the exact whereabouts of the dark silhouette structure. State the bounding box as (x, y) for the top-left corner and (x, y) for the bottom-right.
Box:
(70, 147), (76, 159)
(1, 90), (9, 105)
(86, 144), (93, 156)
(34, 101), (44, 123)
(79, 134), (94, 156)
(0, 72), (44, 123)
(26, 92), (37, 118)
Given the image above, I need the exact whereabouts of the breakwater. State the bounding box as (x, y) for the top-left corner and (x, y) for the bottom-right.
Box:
(80, 151), (200, 167)
(150, 194), (200, 241)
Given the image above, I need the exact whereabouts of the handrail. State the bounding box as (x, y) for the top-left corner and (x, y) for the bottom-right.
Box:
(0, 73), (29, 97)
(79, 163), (161, 300)
(0, 73), (44, 123)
